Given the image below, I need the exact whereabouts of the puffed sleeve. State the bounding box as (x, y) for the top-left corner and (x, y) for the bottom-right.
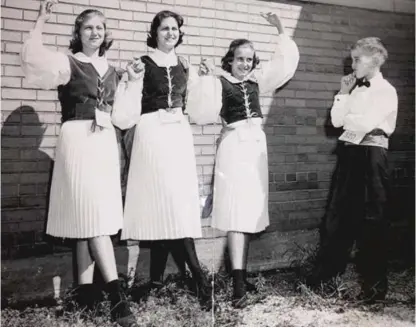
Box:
(186, 64), (223, 125)
(21, 29), (71, 89)
(112, 73), (144, 130)
(255, 34), (299, 95)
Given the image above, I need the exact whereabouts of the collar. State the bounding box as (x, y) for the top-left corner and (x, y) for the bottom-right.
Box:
(367, 72), (383, 86)
(72, 52), (107, 64)
(220, 70), (258, 84)
(72, 52), (109, 77)
(150, 48), (178, 67)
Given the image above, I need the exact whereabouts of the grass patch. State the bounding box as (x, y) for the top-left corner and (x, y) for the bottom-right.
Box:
(2, 259), (414, 327)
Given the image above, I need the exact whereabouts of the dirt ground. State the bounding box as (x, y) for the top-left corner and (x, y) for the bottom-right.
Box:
(1, 265), (414, 327)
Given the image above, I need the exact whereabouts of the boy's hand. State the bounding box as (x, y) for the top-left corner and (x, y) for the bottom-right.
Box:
(340, 73), (356, 94)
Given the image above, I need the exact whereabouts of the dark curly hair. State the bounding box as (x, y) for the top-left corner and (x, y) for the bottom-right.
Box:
(221, 39), (260, 73)
(147, 10), (184, 49)
(69, 9), (113, 56)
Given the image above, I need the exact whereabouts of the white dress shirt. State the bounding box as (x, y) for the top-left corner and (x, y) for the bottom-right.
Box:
(331, 72), (398, 149)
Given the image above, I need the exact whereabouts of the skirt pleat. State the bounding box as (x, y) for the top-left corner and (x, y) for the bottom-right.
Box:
(46, 120), (123, 238)
(211, 120), (269, 233)
(122, 111), (202, 240)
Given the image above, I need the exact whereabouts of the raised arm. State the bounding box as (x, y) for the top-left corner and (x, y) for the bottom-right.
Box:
(330, 74), (356, 128)
(20, 0), (71, 90)
(255, 13), (300, 94)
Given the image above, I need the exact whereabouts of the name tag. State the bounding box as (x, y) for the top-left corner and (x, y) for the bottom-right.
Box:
(95, 108), (113, 129)
(339, 130), (366, 144)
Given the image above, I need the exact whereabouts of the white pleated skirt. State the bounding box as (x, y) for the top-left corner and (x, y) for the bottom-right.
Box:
(46, 120), (123, 238)
(211, 118), (269, 233)
(122, 109), (202, 240)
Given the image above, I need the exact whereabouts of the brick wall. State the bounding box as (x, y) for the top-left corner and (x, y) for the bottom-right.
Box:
(1, 0), (414, 261)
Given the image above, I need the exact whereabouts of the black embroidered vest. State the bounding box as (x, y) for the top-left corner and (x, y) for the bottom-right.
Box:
(58, 56), (121, 123)
(141, 55), (188, 115)
(219, 76), (262, 124)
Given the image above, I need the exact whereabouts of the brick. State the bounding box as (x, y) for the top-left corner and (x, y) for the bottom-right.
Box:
(4, 42), (24, 54)
(1, 77), (22, 88)
(5, 0), (39, 10)
(2, 31), (22, 42)
(23, 9), (40, 21)
(2, 7), (24, 19)
(42, 23), (72, 35)
(36, 90), (58, 101)
(120, 1), (146, 11)
(20, 173), (50, 184)
(3, 19), (33, 32)
(90, 0), (119, 8)
(2, 88), (36, 100)
(19, 196), (47, 208)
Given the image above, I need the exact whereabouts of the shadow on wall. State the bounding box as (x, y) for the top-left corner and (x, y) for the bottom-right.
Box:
(256, 0), (415, 267)
(0, 105), (60, 258)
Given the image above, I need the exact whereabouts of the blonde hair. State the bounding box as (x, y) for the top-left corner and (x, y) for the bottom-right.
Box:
(351, 37), (388, 67)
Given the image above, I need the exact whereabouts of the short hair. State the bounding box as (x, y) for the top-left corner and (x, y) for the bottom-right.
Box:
(69, 9), (113, 56)
(147, 11), (185, 49)
(351, 37), (388, 67)
(221, 39), (260, 73)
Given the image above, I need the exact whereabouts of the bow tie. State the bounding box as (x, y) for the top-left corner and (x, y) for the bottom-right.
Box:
(356, 78), (371, 88)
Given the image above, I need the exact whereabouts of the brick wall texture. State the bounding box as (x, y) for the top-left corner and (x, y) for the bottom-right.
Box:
(1, 0), (415, 258)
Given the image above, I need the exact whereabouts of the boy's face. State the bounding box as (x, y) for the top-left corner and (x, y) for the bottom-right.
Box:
(350, 49), (377, 79)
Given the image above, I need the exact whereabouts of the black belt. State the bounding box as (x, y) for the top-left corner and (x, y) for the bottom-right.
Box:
(367, 128), (388, 137)
(63, 101), (112, 123)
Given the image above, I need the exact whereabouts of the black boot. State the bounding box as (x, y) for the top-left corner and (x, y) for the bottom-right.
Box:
(243, 270), (258, 293)
(182, 238), (213, 310)
(232, 270), (248, 309)
(73, 284), (102, 311)
(106, 280), (136, 327)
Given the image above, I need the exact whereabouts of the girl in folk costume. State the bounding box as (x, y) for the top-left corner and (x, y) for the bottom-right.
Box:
(187, 12), (299, 308)
(112, 10), (212, 308)
(20, 1), (135, 325)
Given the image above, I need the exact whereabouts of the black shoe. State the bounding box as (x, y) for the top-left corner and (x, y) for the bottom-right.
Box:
(73, 284), (103, 311)
(106, 280), (137, 327)
(193, 273), (213, 311)
(232, 293), (249, 309)
(242, 270), (257, 293)
(245, 280), (258, 293)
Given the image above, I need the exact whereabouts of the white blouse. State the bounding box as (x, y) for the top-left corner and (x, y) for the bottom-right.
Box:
(21, 29), (110, 90)
(186, 34), (300, 125)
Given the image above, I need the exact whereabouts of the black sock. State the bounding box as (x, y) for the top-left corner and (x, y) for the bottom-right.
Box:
(150, 240), (169, 284)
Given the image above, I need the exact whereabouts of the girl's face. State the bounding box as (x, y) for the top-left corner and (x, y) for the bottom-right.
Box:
(79, 14), (105, 52)
(351, 48), (376, 79)
(157, 17), (180, 52)
(230, 44), (255, 80)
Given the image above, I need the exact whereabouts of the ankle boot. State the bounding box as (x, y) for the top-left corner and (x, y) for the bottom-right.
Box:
(232, 270), (248, 309)
(106, 280), (136, 327)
